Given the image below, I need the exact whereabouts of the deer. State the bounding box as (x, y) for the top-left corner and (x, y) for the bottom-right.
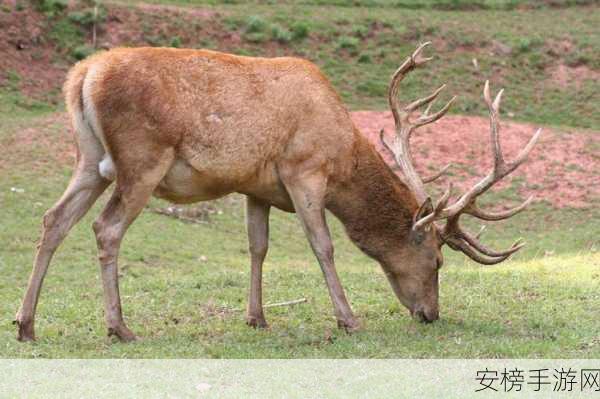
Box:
(14, 42), (541, 342)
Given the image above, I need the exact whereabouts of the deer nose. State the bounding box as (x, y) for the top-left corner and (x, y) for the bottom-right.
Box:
(413, 306), (439, 323)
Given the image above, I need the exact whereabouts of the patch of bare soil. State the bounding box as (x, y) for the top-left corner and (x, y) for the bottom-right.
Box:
(0, 113), (75, 170)
(548, 64), (600, 89)
(0, 5), (66, 100)
(352, 112), (599, 209)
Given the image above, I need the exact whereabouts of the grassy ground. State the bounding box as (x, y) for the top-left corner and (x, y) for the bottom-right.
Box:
(0, 0), (598, 358)
(0, 102), (598, 358)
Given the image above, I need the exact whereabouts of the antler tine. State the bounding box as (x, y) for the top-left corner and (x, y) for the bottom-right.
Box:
(413, 183), (452, 230)
(458, 228), (525, 257)
(423, 163), (452, 184)
(465, 196), (534, 221)
(405, 84), (446, 113)
(415, 95), (457, 128)
(379, 129), (393, 155)
(445, 237), (514, 265)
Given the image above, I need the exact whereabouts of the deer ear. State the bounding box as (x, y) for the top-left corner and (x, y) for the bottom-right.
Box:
(413, 197), (434, 228)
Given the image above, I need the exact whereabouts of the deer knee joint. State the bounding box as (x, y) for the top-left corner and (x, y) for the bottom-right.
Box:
(315, 242), (334, 262)
(249, 241), (268, 259)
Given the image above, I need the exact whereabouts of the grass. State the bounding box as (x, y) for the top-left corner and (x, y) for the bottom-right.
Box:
(0, 0), (598, 359)
(0, 103), (598, 358)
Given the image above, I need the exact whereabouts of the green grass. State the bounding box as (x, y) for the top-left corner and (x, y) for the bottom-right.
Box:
(0, 107), (598, 358)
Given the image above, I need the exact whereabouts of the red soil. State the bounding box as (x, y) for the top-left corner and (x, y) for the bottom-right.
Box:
(352, 112), (599, 209)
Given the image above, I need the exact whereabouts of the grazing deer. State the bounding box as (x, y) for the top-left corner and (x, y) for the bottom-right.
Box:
(15, 42), (540, 342)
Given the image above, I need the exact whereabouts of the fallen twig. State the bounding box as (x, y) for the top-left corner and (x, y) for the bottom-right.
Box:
(263, 298), (307, 308)
(149, 207), (210, 224)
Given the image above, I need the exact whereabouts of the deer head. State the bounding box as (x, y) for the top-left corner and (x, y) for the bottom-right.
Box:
(379, 42), (542, 322)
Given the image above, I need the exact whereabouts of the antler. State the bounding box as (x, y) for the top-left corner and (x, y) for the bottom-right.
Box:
(380, 42), (456, 203)
(383, 43), (542, 265)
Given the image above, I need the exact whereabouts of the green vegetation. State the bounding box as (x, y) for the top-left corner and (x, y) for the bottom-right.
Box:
(3, 1), (599, 129)
(0, 0), (598, 358)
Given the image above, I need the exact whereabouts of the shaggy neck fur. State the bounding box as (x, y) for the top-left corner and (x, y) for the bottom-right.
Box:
(327, 134), (419, 261)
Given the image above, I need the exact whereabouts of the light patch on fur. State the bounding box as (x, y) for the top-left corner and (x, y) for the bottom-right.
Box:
(99, 154), (116, 181)
(82, 63), (109, 151)
(205, 113), (223, 124)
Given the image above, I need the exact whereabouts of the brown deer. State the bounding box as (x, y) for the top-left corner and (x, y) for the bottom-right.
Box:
(15, 42), (540, 342)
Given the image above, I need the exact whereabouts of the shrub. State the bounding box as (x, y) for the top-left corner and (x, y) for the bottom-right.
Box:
(169, 36), (182, 48)
(291, 21), (310, 41)
(71, 45), (95, 60)
(245, 15), (268, 34)
(35, 0), (68, 16)
(68, 6), (107, 28)
(357, 53), (372, 64)
(337, 36), (360, 55)
(352, 25), (369, 39)
(271, 25), (292, 44)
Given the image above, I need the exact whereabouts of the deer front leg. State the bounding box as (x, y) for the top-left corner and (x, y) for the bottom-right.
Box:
(245, 196), (270, 328)
(282, 170), (359, 333)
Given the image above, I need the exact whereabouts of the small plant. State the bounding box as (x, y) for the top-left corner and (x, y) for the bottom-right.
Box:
(271, 25), (292, 44)
(169, 36), (182, 48)
(71, 45), (95, 60)
(243, 15), (269, 43)
(35, 0), (68, 16)
(517, 37), (543, 53)
(6, 70), (21, 91)
(245, 15), (267, 34)
(352, 25), (369, 39)
(337, 36), (360, 55)
(291, 21), (310, 41)
(357, 53), (372, 64)
(68, 6), (107, 28)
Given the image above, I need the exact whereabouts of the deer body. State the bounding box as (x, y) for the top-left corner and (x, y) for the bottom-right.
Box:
(77, 48), (359, 207)
(16, 45), (539, 342)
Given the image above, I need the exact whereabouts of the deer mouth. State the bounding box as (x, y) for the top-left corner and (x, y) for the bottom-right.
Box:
(412, 306), (439, 324)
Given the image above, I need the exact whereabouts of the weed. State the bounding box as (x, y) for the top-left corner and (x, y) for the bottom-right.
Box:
(34, 0), (68, 17)
(245, 15), (268, 34)
(71, 45), (95, 60)
(337, 36), (360, 55)
(291, 21), (310, 41)
(169, 36), (182, 48)
(271, 25), (292, 44)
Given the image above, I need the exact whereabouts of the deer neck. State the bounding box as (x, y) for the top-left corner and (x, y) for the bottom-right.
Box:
(326, 134), (419, 260)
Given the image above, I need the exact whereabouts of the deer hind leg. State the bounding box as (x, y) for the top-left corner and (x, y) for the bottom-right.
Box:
(15, 148), (111, 341)
(245, 196), (270, 329)
(281, 169), (359, 333)
(93, 148), (174, 342)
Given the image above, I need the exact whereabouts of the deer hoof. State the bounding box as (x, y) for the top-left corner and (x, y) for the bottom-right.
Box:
(107, 325), (138, 342)
(246, 316), (268, 329)
(14, 319), (36, 342)
(337, 318), (361, 334)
